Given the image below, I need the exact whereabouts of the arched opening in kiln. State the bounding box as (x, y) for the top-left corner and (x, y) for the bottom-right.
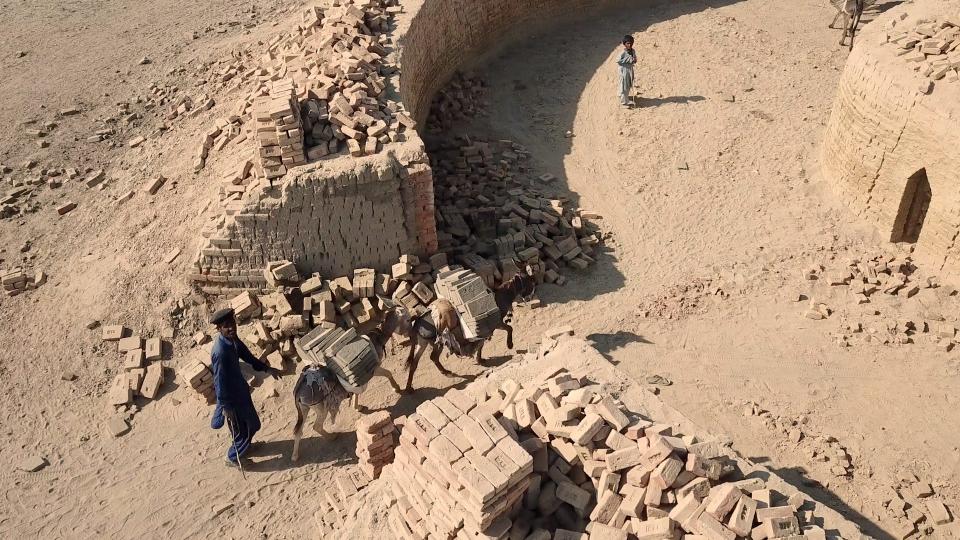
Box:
(891, 168), (931, 244)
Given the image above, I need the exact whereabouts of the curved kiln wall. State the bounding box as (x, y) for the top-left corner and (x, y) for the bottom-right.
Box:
(398, 0), (625, 124)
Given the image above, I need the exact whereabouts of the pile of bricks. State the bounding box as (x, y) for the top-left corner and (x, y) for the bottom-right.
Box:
(882, 14), (960, 89)
(389, 396), (535, 539)
(356, 410), (400, 480)
(426, 71), (488, 131)
(295, 0), (410, 161)
(102, 326), (166, 409)
(229, 252), (447, 338)
(383, 363), (826, 540)
(798, 251), (960, 350)
(195, 0), (410, 187)
(317, 466), (377, 536)
(428, 133), (602, 285)
(2, 266), (45, 296)
(1, 184), (43, 220)
(880, 474), (957, 538)
(253, 79), (306, 181)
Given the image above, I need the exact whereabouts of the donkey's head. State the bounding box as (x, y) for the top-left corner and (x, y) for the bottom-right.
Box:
(374, 296), (415, 340)
(500, 266), (537, 302)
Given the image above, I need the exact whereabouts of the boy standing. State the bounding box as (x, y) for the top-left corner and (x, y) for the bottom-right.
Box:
(617, 35), (637, 107)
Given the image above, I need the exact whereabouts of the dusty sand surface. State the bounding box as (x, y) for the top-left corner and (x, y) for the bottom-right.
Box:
(1, 0), (957, 538)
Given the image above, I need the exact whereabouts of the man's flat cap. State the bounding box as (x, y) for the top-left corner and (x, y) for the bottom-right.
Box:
(210, 308), (235, 325)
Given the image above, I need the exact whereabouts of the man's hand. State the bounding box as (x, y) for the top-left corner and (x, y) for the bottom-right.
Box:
(267, 367), (282, 380)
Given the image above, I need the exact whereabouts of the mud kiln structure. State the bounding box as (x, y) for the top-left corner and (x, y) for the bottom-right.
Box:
(822, 0), (960, 279)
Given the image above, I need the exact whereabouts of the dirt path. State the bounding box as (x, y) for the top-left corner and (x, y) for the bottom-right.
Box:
(470, 0), (960, 536)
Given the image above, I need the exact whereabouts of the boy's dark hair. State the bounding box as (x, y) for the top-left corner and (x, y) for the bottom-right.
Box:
(622, 35), (634, 45)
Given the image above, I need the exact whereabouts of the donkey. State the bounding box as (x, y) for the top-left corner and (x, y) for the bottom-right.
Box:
(290, 307), (402, 462)
(395, 269), (537, 393)
(829, 0), (871, 49)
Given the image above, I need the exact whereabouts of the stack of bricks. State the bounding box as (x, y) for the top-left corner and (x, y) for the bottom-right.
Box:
(2, 267), (44, 296)
(389, 395), (535, 539)
(434, 267), (500, 339)
(383, 355), (826, 540)
(297, 325), (379, 388)
(356, 410), (399, 480)
(882, 14), (960, 88)
(253, 79), (306, 181)
(183, 357), (216, 404)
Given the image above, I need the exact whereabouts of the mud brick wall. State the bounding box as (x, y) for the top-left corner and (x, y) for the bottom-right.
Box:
(190, 157), (427, 295)
(401, 163), (438, 254)
(821, 0), (960, 281)
(397, 0), (625, 124)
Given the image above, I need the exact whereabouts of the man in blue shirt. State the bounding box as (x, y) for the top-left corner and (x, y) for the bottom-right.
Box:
(209, 308), (281, 467)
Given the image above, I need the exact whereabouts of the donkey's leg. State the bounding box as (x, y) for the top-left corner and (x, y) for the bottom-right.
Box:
(504, 323), (514, 350)
(429, 342), (454, 376)
(840, 13), (850, 44)
(849, 10), (862, 51)
(312, 406), (329, 436)
(374, 364), (402, 393)
(403, 336), (419, 391)
(474, 340), (486, 366)
(292, 402), (307, 462)
(829, 10), (841, 28)
(350, 392), (360, 412)
(404, 338), (427, 393)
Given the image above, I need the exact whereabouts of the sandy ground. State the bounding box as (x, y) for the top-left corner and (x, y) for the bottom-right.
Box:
(1, 0), (958, 538)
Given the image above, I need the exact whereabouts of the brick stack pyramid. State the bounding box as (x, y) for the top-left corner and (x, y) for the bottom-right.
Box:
(383, 359), (826, 540)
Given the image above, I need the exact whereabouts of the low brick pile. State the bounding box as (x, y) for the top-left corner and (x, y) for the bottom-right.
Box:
(384, 365), (826, 540)
(357, 410), (400, 480)
(101, 326), (171, 436)
(797, 250), (960, 350)
(428, 134), (602, 284)
(426, 71), (487, 130)
(390, 395), (534, 538)
(882, 13), (960, 90)
(1, 266), (45, 296)
(181, 252), (451, 403)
